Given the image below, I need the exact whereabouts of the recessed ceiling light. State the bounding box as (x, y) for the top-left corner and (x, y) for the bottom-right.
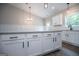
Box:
(51, 6), (55, 10)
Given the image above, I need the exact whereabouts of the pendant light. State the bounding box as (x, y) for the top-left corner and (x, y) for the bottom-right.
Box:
(67, 3), (70, 10)
(66, 3), (70, 14)
(26, 6), (32, 25)
(66, 3), (72, 30)
(24, 3), (32, 25)
(44, 3), (48, 8)
(27, 6), (32, 20)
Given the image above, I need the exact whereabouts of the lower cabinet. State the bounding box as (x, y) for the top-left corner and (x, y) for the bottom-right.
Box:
(0, 32), (62, 56)
(42, 32), (62, 53)
(26, 39), (42, 56)
(42, 37), (53, 53)
(53, 32), (62, 50)
(0, 40), (26, 56)
(63, 31), (79, 46)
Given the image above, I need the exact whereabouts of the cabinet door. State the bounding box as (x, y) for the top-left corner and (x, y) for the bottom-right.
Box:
(1, 40), (26, 56)
(52, 14), (62, 25)
(53, 32), (62, 50)
(42, 38), (53, 53)
(75, 32), (79, 44)
(65, 32), (74, 43)
(65, 32), (69, 42)
(27, 39), (42, 56)
(70, 32), (79, 45)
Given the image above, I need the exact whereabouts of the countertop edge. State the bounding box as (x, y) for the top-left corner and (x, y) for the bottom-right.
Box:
(0, 31), (62, 35)
(1, 30), (79, 35)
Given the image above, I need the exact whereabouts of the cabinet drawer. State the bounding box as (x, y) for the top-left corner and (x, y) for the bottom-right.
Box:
(53, 32), (61, 37)
(0, 34), (25, 40)
(25, 33), (42, 38)
(0, 40), (23, 45)
(43, 33), (53, 37)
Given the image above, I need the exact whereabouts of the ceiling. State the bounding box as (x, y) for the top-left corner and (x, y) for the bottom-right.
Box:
(10, 3), (76, 19)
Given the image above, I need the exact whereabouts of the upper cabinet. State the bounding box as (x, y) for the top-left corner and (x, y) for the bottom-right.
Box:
(52, 14), (63, 26)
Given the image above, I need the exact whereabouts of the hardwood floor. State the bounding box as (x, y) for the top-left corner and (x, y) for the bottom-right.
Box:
(44, 42), (79, 56)
(63, 42), (79, 53)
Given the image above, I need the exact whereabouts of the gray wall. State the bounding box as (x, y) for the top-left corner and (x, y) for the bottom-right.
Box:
(0, 3), (43, 26)
(0, 3), (45, 32)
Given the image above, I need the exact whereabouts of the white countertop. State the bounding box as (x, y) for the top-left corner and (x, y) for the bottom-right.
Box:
(1, 24), (79, 34)
(0, 24), (65, 33)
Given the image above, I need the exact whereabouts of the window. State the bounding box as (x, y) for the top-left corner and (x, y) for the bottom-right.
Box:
(65, 12), (79, 27)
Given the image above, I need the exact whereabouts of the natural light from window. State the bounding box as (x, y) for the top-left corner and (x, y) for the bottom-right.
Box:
(65, 12), (79, 27)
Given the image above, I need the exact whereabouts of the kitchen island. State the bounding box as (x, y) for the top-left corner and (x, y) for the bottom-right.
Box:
(0, 31), (62, 56)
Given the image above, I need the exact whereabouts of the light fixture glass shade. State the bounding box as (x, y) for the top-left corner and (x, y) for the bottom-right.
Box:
(24, 6), (33, 25)
(27, 17), (32, 21)
(44, 3), (48, 8)
(26, 6), (32, 21)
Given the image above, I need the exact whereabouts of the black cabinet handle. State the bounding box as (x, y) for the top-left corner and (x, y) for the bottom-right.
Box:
(47, 34), (51, 37)
(55, 37), (56, 42)
(53, 38), (54, 42)
(10, 36), (18, 39)
(27, 41), (29, 47)
(58, 33), (60, 35)
(23, 42), (24, 48)
(33, 35), (38, 38)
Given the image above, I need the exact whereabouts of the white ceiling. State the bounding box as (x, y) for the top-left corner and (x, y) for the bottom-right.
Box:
(10, 3), (76, 18)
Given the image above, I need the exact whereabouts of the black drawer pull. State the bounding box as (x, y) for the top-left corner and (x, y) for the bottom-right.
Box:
(47, 34), (51, 37)
(33, 35), (38, 38)
(27, 41), (29, 47)
(53, 38), (54, 42)
(23, 42), (24, 48)
(10, 36), (18, 39)
(58, 33), (60, 35)
(55, 37), (56, 42)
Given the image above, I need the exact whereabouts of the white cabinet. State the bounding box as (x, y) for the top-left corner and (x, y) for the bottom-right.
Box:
(64, 31), (79, 46)
(42, 32), (62, 53)
(70, 32), (79, 45)
(24, 33), (42, 56)
(27, 39), (42, 56)
(42, 33), (54, 53)
(0, 32), (62, 56)
(52, 14), (63, 25)
(42, 37), (53, 53)
(64, 31), (75, 43)
(53, 32), (62, 50)
(0, 40), (26, 56)
(75, 32), (79, 44)
(0, 34), (27, 56)
(0, 34), (25, 40)
(63, 31), (72, 42)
